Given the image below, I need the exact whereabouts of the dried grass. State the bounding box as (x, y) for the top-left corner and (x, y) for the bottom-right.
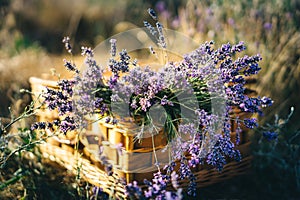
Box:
(0, 48), (83, 119)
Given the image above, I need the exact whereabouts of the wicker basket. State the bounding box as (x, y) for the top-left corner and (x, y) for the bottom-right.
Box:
(30, 76), (255, 199)
(38, 138), (252, 199)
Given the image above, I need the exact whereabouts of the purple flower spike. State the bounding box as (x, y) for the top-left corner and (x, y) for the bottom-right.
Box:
(244, 118), (258, 129)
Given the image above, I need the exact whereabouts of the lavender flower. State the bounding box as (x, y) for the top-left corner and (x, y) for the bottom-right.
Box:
(99, 152), (113, 176)
(261, 96), (274, 107)
(149, 46), (156, 55)
(160, 95), (174, 106)
(244, 118), (258, 129)
(178, 158), (196, 196)
(125, 181), (145, 199)
(206, 135), (241, 171)
(144, 21), (157, 36)
(155, 1), (166, 13)
(58, 79), (76, 96)
(81, 46), (93, 57)
(263, 131), (278, 141)
(108, 49), (130, 76)
(243, 63), (261, 76)
(178, 123), (197, 136)
(239, 97), (262, 114)
(156, 22), (166, 48)
(147, 8), (158, 21)
(264, 22), (272, 31)
(110, 38), (117, 57)
(31, 122), (46, 130)
(63, 59), (79, 73)
(62, 36), (72, 54)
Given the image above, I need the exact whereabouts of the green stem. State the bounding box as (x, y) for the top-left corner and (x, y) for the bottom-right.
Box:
(0, 169), (29, 190)
(4, 104), (40, 132)
(0, 132), (59, 168)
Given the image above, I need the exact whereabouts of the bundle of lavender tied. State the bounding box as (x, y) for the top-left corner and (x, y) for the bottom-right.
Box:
(31, 8), (272, 199)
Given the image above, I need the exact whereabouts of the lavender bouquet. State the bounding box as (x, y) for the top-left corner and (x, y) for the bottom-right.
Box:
(31, 9), (272, 199)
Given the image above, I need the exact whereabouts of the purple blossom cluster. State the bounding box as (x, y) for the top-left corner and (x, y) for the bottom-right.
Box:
(63, 59), (79, 73)
(144, 8), (167, 49)
(122, 36), (272, 198)
(108, 49), (130, 76)
(206, 134), (241, 171)
(126, 171), (182, 200)
(31, 78), (78, 134)
(113, 66), (167, 113)
(43, 80), (74, 116)
(244, 118), (259, 129)
(73, 47), (109, 124)
(31, 10), (273, 198)
(62, 36), (72, 54)
(262, 131), (278, 141)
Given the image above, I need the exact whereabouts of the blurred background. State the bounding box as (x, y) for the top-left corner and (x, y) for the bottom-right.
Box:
(0, 0), (299, 199)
